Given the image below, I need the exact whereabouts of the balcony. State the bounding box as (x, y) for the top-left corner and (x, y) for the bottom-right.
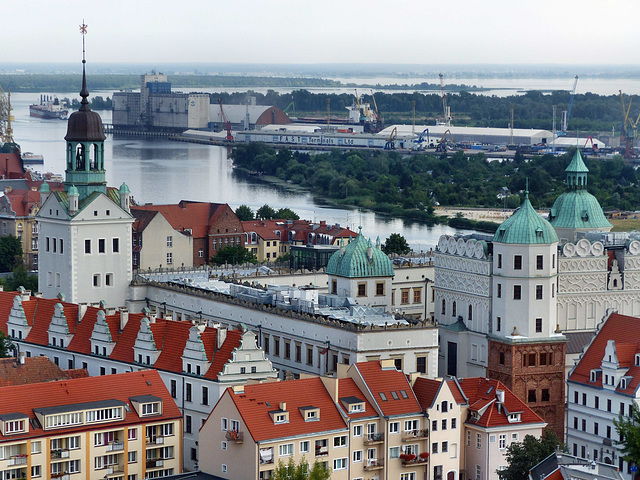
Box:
(400, 453), (430, 466)
(402, 429), (429, 442)
(364, 432), (384, 445)
(225, 430), (244, 444)
(50, 473), (70, 480)
(364, 458), (384, 471)
(314, 446), (329, 457)
(106, 465), (125, 476)
(146, 459), (165, 469)
(106, 441), (124, 452)
(8, 454), (28, 466)
(51, 449), (70, 459)
(146, 436), (164, 446)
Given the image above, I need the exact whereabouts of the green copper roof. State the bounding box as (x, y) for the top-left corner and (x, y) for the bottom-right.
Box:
(549, 190), (612, 229)
(119, 182), (130, 194)
(39, 182), (50, 193)
(566, 149), (589, 173)
(493, 194), (559, 244)
(326, 232), (394, 278)
(67, 185), (79, 196)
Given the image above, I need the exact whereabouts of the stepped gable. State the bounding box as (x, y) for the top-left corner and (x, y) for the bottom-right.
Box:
(457, 377), (545, 428)
(413, 377), (443, 410)
(569, 313), (640, 394)
(337, 378), (376, 420)
(204, 329), (243, 380)
(200, 329), (218, 361)
(353, 361), (421, 416)
(0, 370), (180, 442)
(326, 231), (394, 278)
(0, 356), (88, 386)
(22, 297), (78, 345)
(226, 376), (346, 442)
(493, 192), (558, 244)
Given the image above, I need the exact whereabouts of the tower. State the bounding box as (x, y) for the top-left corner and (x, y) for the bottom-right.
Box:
(486, 192), (566, 438)
(37, 28), (133, 306)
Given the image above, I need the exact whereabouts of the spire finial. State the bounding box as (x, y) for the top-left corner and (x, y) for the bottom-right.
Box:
(79, 21), (89, 109)
(525, 177), (529, 196)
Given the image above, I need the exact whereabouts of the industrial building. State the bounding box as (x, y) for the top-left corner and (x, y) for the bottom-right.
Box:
(209, 102), (291, 131)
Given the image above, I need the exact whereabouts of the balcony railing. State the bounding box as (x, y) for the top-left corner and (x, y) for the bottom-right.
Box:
(106, 465), (125, 476)
(225, 430), (244, 443)
(402, 429), (429, 441)
(8, 454), (28, 466)
(400, 453), (430, 466)
(364, 432), (384, 445)
(51, 449), (70, 459)
(364, 458), (384, 471)
(146, 459), (165, 469)
(106, 441), (124, 452)
(50, 473), (69, 480)
(146, 436), (164, 446)
(314, 446), (329, 456)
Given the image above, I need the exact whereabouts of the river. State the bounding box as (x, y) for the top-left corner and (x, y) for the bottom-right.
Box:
(9, 91), (471, 252)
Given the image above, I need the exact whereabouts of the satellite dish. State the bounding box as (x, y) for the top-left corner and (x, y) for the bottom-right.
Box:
(576, 239), (591, 257)
(563, 242), (576, 257)
(456, 238), (466, 256)
(629, 240), (640, 256)
(474, 241), (485, 259)
(438, 235), (449, 253)
(465, 239), (477, 257)
(591, 241), (604, 257)
(448, 237), (458, 255)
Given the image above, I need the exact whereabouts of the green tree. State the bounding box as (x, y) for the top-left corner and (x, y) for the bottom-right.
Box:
(275, 208), (300, 220)
(0, 266), (38, 292)
(615, 402), (640, 467)
(498, 430), (562, 480)
(0, 330), (12, 358)
(256, 204), (277, 220)
(235, 204), (254, 221)
(0, 236), (23, 272)
(382, 233), (410, 255)
(272, 457), (330, 480)
(211, 245), (257, 266)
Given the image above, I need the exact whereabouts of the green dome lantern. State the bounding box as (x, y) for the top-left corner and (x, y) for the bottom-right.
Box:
(326, 230), (394, 278)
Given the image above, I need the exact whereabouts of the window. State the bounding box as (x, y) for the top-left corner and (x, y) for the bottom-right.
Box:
(300, 441), (310, 453)
(467, 431), (471, 446)
(31, 465), (41, 478)
(93, 274), (100, 287)
(476, 465), (482, 480)
(476, 433), (482, 449)
(401, 289), (410, 304)
(167, 253), (173, 264)
(85, 239), (91, 253)
(468, 304), (473, 321)
(536, 255), (543, 270)
(128, 451), (137, 463)
(389, 421), (400, 434)
(59, 239), (63, 254)
(432, 442), (438, 454)
(221, 418), (228, 431)
(416, 356), (426, 373)
(497, 283), (502, 298)
(432, 420), (438, 432)
(284, 340), (291, 359)
(222, 465), (227, 473)
(186, 383), (192, 402)
(452, 301), (457, 316)
(32, 440), (41, 453)
(198, 248), (204, 258)
(142, 402), (160, 416)
(185, 415), (192, 433)
(536, 285), (543, 299)
(333, 458), (347, 470)
(166, 236), (173, 247)
(536, 318), (543, 333)
(357, 283), (366, 297)
(354, 424), (363, 437)
(279, 443), (293, 457)
(542, 389), (550, 402)
(498, 253), (502, 268)
(334, 435), (347, 447)
(105, 273), (113, 287)
(442, 299), (446, 315)
(202, 386), (209, 405)
(451, 418), (457, 429)
(128, 428), (137, 440)
(442, 441), (448, 453)
(353, 450), (363, 463)
(528, 389), (537, 403)
(413, 288), (422, 303)
(307, 346), (313, 365)
(499, 434), (506, 449)
(98, 238), (106, 253)
(376, 282), (384, 296)
(389, 446), (400, 458)
(170, 380), (176, 398)
(274, 337), (280, 356)
(513, 285), (521, 300)
(497, 316), (502, 332)
(514, 255), (522, 269)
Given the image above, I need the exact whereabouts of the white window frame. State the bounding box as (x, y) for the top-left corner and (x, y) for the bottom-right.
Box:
(278, 443), (294, 457)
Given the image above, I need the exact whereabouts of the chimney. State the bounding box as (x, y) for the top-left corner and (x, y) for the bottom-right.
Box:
(320, 376), (339, 403)
(217, 326), (228, 349)
(496, 389), (505, 404)
(77, 303), (88, 323)
(279, 402), (287, 411)
(119, 308), (129, 331)
(18, 352), (26, 365)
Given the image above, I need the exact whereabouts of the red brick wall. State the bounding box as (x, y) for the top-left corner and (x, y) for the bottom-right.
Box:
(207, 205), (245, 262)
(487, 339), (566, 439)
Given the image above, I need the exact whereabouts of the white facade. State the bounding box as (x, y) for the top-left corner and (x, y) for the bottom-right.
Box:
(37, 193), (133, 307)
(137, 212), (193, 270)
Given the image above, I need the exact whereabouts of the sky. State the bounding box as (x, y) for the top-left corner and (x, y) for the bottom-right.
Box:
(6, 0), (640, 66)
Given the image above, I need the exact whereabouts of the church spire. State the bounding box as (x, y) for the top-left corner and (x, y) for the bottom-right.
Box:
(79, 21), (89, 111)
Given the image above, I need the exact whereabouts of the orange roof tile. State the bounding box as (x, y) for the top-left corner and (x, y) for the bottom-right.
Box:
(446, 380), (467, 404)
(109, 314), (144, 364)
(228, 377), (346, 442)
(337, 378), (376, 419)
(0, 356), (86, 385)
(0, 370), (181, 442)
(205, 330), (242, 380)
(413, 377), (443, 410)
(353, 362), (422, 416)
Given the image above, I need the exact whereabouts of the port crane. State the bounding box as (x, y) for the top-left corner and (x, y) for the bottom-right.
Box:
(438, 73), (451, 127)
(435, 129), (454, 152)
(217, 99), (234, 141)
(412, 128), (431, 150)
(384, 127), (397, 150)
(370, 90), (383, 131)
(619, 91), (640, 158)
(560, 75), (579, 134)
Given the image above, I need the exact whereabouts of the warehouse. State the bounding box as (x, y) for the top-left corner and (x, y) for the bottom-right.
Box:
(209, 104), (291, 130)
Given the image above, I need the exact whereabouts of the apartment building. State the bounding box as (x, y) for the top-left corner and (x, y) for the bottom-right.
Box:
(0, 369), (182, 480)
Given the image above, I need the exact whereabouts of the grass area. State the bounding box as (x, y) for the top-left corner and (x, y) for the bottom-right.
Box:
(609, 218), (640, 232)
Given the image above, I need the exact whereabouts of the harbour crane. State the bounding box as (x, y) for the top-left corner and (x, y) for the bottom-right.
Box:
(370, 90), (383, 131)
(412, 128), (431, 150)
(384, 127), (397, 150)
(217, 99), (234, 141)
(435, 129), (454, 152)
(283, 102), (296, 118)
(438, 73), (451, 127)
(561, 75), (579, 133)
(619, 91), (640, 158)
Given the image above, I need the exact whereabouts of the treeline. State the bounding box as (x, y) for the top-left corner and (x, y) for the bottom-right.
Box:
(231, 144), (640, 225)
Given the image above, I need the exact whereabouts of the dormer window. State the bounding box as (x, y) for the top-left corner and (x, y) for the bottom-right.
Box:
(590, 369), (601, 383)
(129, 395), (162, 418)
(340, 397), (365, 414)
(507, 413), (521, 423)
(275, 413), (288, 424)
(2, 418), (26, 435)
(142, 402), (161, 416)
(620, 378), (628, 390)
(350, 404), (364, 413)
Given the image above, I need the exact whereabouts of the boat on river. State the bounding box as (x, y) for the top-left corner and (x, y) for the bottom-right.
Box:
(29, 95), (69, 120)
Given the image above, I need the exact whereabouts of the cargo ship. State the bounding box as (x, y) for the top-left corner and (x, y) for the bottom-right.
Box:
(29, 95), (69, 120)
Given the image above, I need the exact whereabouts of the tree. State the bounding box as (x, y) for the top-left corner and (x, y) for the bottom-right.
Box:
(235, 204), (254, 221)
(256, 204), (277, 220)
(0, 235), (22, 272)
(0, 330), (11, 358)
(275, 208), (299, 220)
(211, 245), (257, 266)
(382, 233), (410, 255)
(272, 457), (330, 480)
(498, 430), (562, 480)
(615, 401), (640, 467)
(0, 266), (38, 292)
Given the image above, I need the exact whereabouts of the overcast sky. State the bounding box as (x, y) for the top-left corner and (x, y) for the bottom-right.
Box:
(6, 0), (640, 66)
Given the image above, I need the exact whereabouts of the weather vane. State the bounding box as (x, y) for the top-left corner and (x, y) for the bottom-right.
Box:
(79, 21), (87, 63)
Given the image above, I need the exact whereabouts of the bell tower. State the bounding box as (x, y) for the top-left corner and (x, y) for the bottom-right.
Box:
(63, 26), (106, 201)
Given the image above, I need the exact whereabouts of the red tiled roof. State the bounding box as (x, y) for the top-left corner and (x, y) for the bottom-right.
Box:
(0, 370), (181, 442)
(152, 320), (191, 372)
(0, 291), (17, 332)
(413, 377), (443, 410)
(458, 378), (545, 428)
(242, 221), (280, 240)
(0, 356), (86, 385)
(5, 189), (40, 217)
(0, 153), (25, 179)
(447, 380), (467, 404)
(228, 377), (347, 442)
(205, 330), (242, 381)
(353, 362), (422, 416)
(569, 313), (640, 394)
(109, 314), (144, 364)
(337, 378), (376, 419)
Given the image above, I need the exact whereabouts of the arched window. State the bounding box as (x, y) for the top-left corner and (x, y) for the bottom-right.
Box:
(452, 301), (457, 317)
(441, 299), (446, 315)
(468, 305), (473, 321)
